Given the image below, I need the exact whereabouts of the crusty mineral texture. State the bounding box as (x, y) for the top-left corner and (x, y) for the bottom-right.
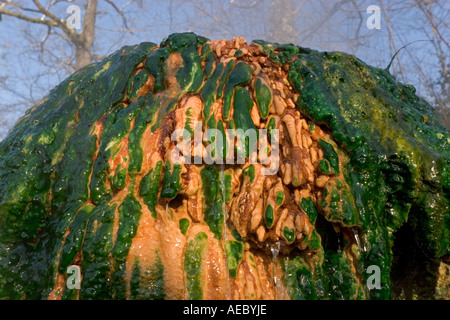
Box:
(0, 33), (448, 300)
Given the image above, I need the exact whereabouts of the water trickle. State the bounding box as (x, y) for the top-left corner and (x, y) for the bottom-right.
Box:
(353, 228), (362, 254)
(267, 241), (283, 299)
(337, 232), (342, 254)
(267, 241), (281, 261)
(362, 238), (371, 253)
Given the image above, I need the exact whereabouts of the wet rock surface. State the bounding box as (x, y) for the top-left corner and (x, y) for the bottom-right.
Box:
(0, 32), (448, 300)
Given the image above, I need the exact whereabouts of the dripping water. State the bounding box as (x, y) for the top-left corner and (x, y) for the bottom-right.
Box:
(332, 224), (342, 254)
(268, 241), (281, 261)
(336, 233), (342, 254)
(353, 227), (371, 253)
(363, 239), (371, 253)
(353, 228), (362, 254)
(266, 241), (282, 299)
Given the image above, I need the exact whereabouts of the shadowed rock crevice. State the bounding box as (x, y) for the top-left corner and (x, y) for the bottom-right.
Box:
(391, 223), (443, 300)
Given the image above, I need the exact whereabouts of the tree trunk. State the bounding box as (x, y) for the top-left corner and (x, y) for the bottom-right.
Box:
(75, 0), (98, 70)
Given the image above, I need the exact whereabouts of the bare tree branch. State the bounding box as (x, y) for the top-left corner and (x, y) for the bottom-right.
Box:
(380, 0), (406, 82)
(416, 0), (450, 49)
(31, 0), (79, 44)
(105, 0), (131, 31)
(0, 6), (58, 27)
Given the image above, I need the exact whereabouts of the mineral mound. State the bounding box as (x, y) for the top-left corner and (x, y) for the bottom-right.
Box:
(0, 33), (448, 300)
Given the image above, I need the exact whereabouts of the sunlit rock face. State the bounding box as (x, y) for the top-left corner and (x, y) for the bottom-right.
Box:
(0, 32), (448, 300)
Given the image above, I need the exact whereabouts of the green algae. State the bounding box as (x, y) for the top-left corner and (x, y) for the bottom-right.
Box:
(283, 227), (295, 244)
(231, 228), (243, 241)
(0, 32), (447, 301)
(127, 94), (160, 173)
(233, 87), (257, 158)
(285, 43), (450, 299)
(276, 191), (284, 206)
(254, 78), (272, 119)
(318, 139), (339, 175)
(200, 166), (225, 239)
(112, 193), (142, 261)
(179, 218), (190, 235)
(160, 161), (182, 199)
(242, 164), (256, 183)
(184, 231), (209, 300)
(127, 68), (149, 101)
(201, 62), (224, 121)
(139, 161), (163, 218)
(300, 197), (318, 225)
(80, 203), (116, 299)
(110, 164), (127, 190)
(225, 240), (244, 278)
(0, 41), (156, 299)
(265, 204), (274, 228)
(130, 252), (165, 300)
(222, 62), (253, 121)
(58, 205), (94, 274)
